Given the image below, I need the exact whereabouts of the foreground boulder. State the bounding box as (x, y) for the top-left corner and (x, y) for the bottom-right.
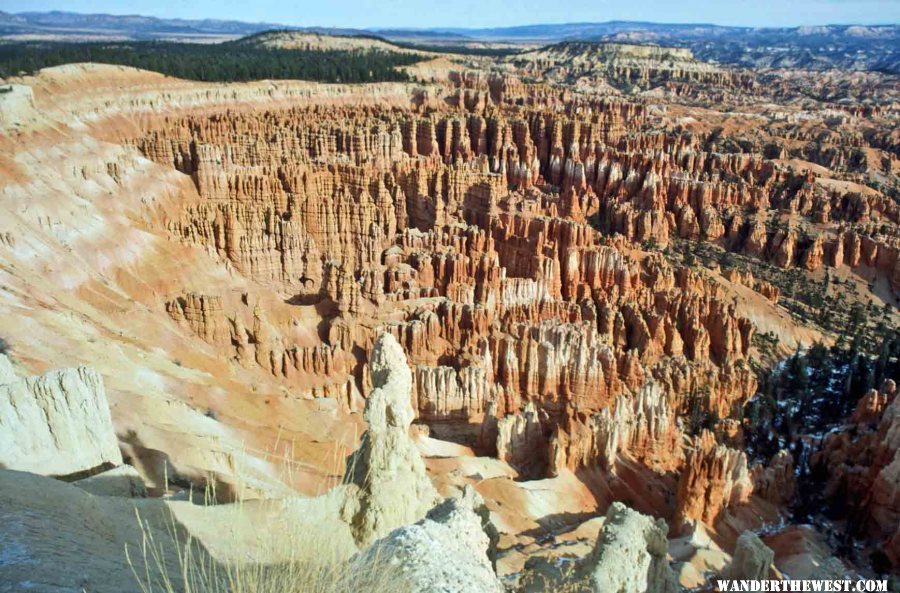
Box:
(669, 520), (730, 588)
(518, 502), (679, 593)
(587, 503), (679, 593)
(353, 486), (504, 593)
(0, 354), (122, 476)
(343, 332), (441, 546)
(724, 531), (774, 580)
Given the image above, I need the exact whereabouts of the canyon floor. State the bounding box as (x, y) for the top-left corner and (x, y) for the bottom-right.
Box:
(1, 36), (899, 592)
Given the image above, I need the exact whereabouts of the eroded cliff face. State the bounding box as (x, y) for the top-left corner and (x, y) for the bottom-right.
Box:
(675, 430), (753, 527)
(41, 59), (888, 532)
(125, 94), (764, 491)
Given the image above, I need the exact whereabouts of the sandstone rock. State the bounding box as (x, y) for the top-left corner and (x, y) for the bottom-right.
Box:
(0, 355), (122, 477)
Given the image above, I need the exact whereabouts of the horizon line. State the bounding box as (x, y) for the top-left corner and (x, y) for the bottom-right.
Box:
(7, 10), (900, 31)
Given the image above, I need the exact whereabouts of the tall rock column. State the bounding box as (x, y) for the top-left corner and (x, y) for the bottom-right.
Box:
(343, 333), (441, 546)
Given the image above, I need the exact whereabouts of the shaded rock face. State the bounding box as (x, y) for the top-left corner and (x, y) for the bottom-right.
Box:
(0, 469), (182, 593)
(869, 384), (900, 566)
(352, 486), (504, 593)
(751, 449), (795, 507)
(810, 379), (900, 567)
(0, 355), (122, 477)
(73, 465), (148, 498)
(343, 333), (441, 546)
(495, 401), (551, 478)
(675, 430), (753, 526)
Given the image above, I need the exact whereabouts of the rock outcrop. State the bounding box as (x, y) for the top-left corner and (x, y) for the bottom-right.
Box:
(0, 355), (122, 477)
(675, 431), (753, 526)
(586, 503), (679, 593)
(810, 379), (900, 567)
(352, 486), (504, 593)
(724, 531), (775, 580)
(518, 502), (679, 593)
(343, 333), (441, 546)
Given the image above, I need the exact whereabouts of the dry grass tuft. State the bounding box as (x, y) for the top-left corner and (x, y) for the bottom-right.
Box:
(125, 435), (402, 593)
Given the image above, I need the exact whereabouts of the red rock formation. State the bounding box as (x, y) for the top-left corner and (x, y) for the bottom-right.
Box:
(675, 430), (753, 526)
(751, 450), (796, 507)
(810, 379), (900, 565)
(128, 99), (766, 495)
(110, 66), (897, 550)
(548, 380), (681, 475)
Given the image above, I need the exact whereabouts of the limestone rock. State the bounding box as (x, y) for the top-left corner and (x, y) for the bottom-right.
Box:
(0, 356), (122, 477)
(496, 401), (550, 479)
(343, 333), (441, 546)
(668, 520), (730, 589)
(0, 469), (180, 593)
(352, 485), (504, 593)
(550, 380), (680, 475)
(812, 378), (900, 568)
(725, 531), (774, 580)
(751, 449), (795, 507)
(518, 502), (678, 593)
(586, 503), (679, 593)
(0, 353), (16, 384)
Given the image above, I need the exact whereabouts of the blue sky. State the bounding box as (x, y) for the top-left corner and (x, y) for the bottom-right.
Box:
(4, 0), (899, 29)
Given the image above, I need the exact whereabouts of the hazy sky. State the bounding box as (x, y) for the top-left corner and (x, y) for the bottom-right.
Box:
(5, 0), (900, 29)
